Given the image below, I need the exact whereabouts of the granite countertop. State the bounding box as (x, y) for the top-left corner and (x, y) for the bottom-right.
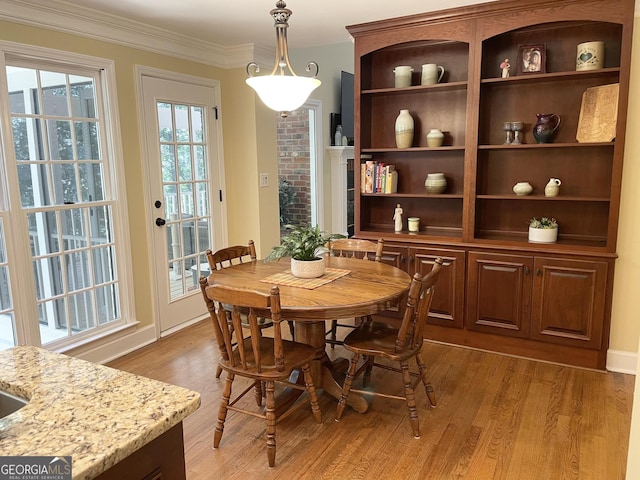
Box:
(0, 346), (201, 480)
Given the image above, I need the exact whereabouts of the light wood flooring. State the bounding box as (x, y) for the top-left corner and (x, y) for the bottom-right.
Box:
(108, 320), (634, 479)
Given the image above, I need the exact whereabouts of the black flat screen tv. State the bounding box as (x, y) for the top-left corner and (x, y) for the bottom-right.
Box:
(340, 71), (354, 143)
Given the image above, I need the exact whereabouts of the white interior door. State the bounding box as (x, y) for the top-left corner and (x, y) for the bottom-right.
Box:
(140, 73), (224, 333)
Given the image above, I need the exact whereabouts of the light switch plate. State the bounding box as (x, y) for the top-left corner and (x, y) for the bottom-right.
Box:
(259, 173), (269, 187)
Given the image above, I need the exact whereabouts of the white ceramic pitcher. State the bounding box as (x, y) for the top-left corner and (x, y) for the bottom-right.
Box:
(544, 178), (562, 197)
(421, 64), (445, 85)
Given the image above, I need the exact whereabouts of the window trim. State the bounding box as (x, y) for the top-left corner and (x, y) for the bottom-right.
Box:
(0, 40), (136, 349)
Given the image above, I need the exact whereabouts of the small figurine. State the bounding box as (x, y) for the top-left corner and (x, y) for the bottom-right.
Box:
(500, 58), (510, 78)
(393, 204), (403, 232)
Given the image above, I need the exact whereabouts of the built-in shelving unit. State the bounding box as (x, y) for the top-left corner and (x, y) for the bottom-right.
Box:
(347, 0), (634, 369)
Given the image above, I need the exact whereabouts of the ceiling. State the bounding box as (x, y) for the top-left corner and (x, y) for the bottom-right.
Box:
(40, 0), (493, 49)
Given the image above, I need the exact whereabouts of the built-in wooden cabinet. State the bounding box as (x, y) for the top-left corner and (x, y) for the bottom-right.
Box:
(380, 244), (465, 327)
(347, 0), (633, 369)
(466, 252), (608, 350)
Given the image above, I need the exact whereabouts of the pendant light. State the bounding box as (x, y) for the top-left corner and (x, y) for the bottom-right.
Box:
(246, 1), (321, 117)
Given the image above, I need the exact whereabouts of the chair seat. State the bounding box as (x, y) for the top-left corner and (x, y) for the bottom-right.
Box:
(219, 336), (317, 379)
(342, 321), (421, 361)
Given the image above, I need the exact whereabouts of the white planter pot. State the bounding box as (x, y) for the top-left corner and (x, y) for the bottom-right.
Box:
(290, 257), (325, 278)
(528, 227), (558, 243)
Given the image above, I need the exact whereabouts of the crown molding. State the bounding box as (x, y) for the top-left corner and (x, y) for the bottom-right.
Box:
(0, 0), (273, 69)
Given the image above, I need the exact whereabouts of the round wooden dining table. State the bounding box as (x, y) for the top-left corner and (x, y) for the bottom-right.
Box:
(207, 255), (411, 413)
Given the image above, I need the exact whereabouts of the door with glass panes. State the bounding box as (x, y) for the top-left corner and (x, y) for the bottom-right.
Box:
(140, 74), (224, 333)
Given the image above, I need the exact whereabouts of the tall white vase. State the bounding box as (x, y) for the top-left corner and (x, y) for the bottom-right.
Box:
(395, 109), (414, 149)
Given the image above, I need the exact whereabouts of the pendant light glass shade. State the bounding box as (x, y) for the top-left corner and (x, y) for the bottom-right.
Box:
(246, 1), (320, 116)
(246, 75), (321, 113)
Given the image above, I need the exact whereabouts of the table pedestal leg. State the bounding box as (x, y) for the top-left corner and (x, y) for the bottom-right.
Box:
(296, 322), (368, 414)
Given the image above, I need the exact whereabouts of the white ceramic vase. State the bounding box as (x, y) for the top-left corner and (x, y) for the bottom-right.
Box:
(395, 109), (414, 149)
(513, 182), (533, 196)
(425, 173), (447, 194)
(290, 257), (325, 279)
(427, 129), (444, 147)
(528, 227), (558, 243)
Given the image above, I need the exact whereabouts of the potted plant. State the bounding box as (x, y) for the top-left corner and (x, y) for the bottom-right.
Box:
(528, 217), (558, 243)
(265, 225), (345, 278)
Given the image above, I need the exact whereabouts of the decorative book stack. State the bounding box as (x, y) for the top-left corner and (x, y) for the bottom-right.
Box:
(361, 160), (398, 194)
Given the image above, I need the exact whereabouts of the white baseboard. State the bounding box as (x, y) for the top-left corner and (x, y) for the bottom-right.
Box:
(607, 349), (638, 375)
(71, 324), (158, 365)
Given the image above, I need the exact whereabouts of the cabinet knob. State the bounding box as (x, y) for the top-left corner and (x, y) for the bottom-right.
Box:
(524, 266), (530, 275)
(408, 256), (414, 264)
(536, 268), (541, 276)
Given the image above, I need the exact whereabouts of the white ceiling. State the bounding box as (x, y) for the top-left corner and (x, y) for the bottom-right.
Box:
(36, 0), (492, 49)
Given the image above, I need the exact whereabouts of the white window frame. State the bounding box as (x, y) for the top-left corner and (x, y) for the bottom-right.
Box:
(305, 99), (324, 229)
(0, 40), (136, 351)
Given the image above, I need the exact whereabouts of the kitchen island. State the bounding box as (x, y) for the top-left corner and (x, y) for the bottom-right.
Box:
(0, 346), (200, 480)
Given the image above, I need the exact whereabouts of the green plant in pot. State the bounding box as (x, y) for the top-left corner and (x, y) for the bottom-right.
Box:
(265, 224), (345, 278)
(528, 217), (558, 243)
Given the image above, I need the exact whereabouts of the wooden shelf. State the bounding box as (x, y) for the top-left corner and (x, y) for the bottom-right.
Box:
(362, 81), (468, 95)
(363, 193), (463, 199)
(478, 142), (614, 150)
(473, 231), (608, 250)
(480, 67), (620, 84)
(360, 226), (463, 240)
(362, 146), (465, 153)
(476, 195), (609, 202)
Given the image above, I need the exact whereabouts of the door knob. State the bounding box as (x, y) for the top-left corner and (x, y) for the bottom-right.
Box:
(155, 218), (166, 226)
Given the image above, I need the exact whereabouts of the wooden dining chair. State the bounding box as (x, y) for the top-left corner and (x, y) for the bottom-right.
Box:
(334, 258), (444, 438)
(199, 278), (322, 468)
(325, 238), (384, 348)
(206, 241), (271, 378)
(206, 242), (296, 376)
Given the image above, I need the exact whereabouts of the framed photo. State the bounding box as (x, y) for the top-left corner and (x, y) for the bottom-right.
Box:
(517, 44), (546, 74)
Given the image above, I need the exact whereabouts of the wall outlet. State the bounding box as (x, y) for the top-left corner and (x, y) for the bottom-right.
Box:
(259, 173), (269, 187)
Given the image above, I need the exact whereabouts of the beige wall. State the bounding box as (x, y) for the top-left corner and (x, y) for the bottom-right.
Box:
(610, 16), (640, 356)
(622, 16), (640, 480)
(217, 67), (278, 257)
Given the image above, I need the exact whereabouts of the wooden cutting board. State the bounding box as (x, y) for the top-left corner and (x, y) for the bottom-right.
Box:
(576, 83), (619, 143)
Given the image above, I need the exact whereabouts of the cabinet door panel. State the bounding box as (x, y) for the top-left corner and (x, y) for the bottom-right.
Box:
(531, 257), (608, 349)
(379, 245), (408, 314)
(379, 245), (407, 269)
(411, 247), (465, 329)
(466, 252), (533, 338)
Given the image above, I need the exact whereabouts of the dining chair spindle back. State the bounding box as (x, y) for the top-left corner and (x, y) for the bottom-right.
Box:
(206, 241), (278, 378)
(325, 238), (385, 348)
(199, 278), (322, 468)
(335, 258), (444, 438)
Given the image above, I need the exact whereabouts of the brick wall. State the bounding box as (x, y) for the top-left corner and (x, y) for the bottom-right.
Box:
(277, 109), (311, 232)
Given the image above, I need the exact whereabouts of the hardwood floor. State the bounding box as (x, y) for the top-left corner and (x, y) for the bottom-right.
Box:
(108, 320), (634, 479)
